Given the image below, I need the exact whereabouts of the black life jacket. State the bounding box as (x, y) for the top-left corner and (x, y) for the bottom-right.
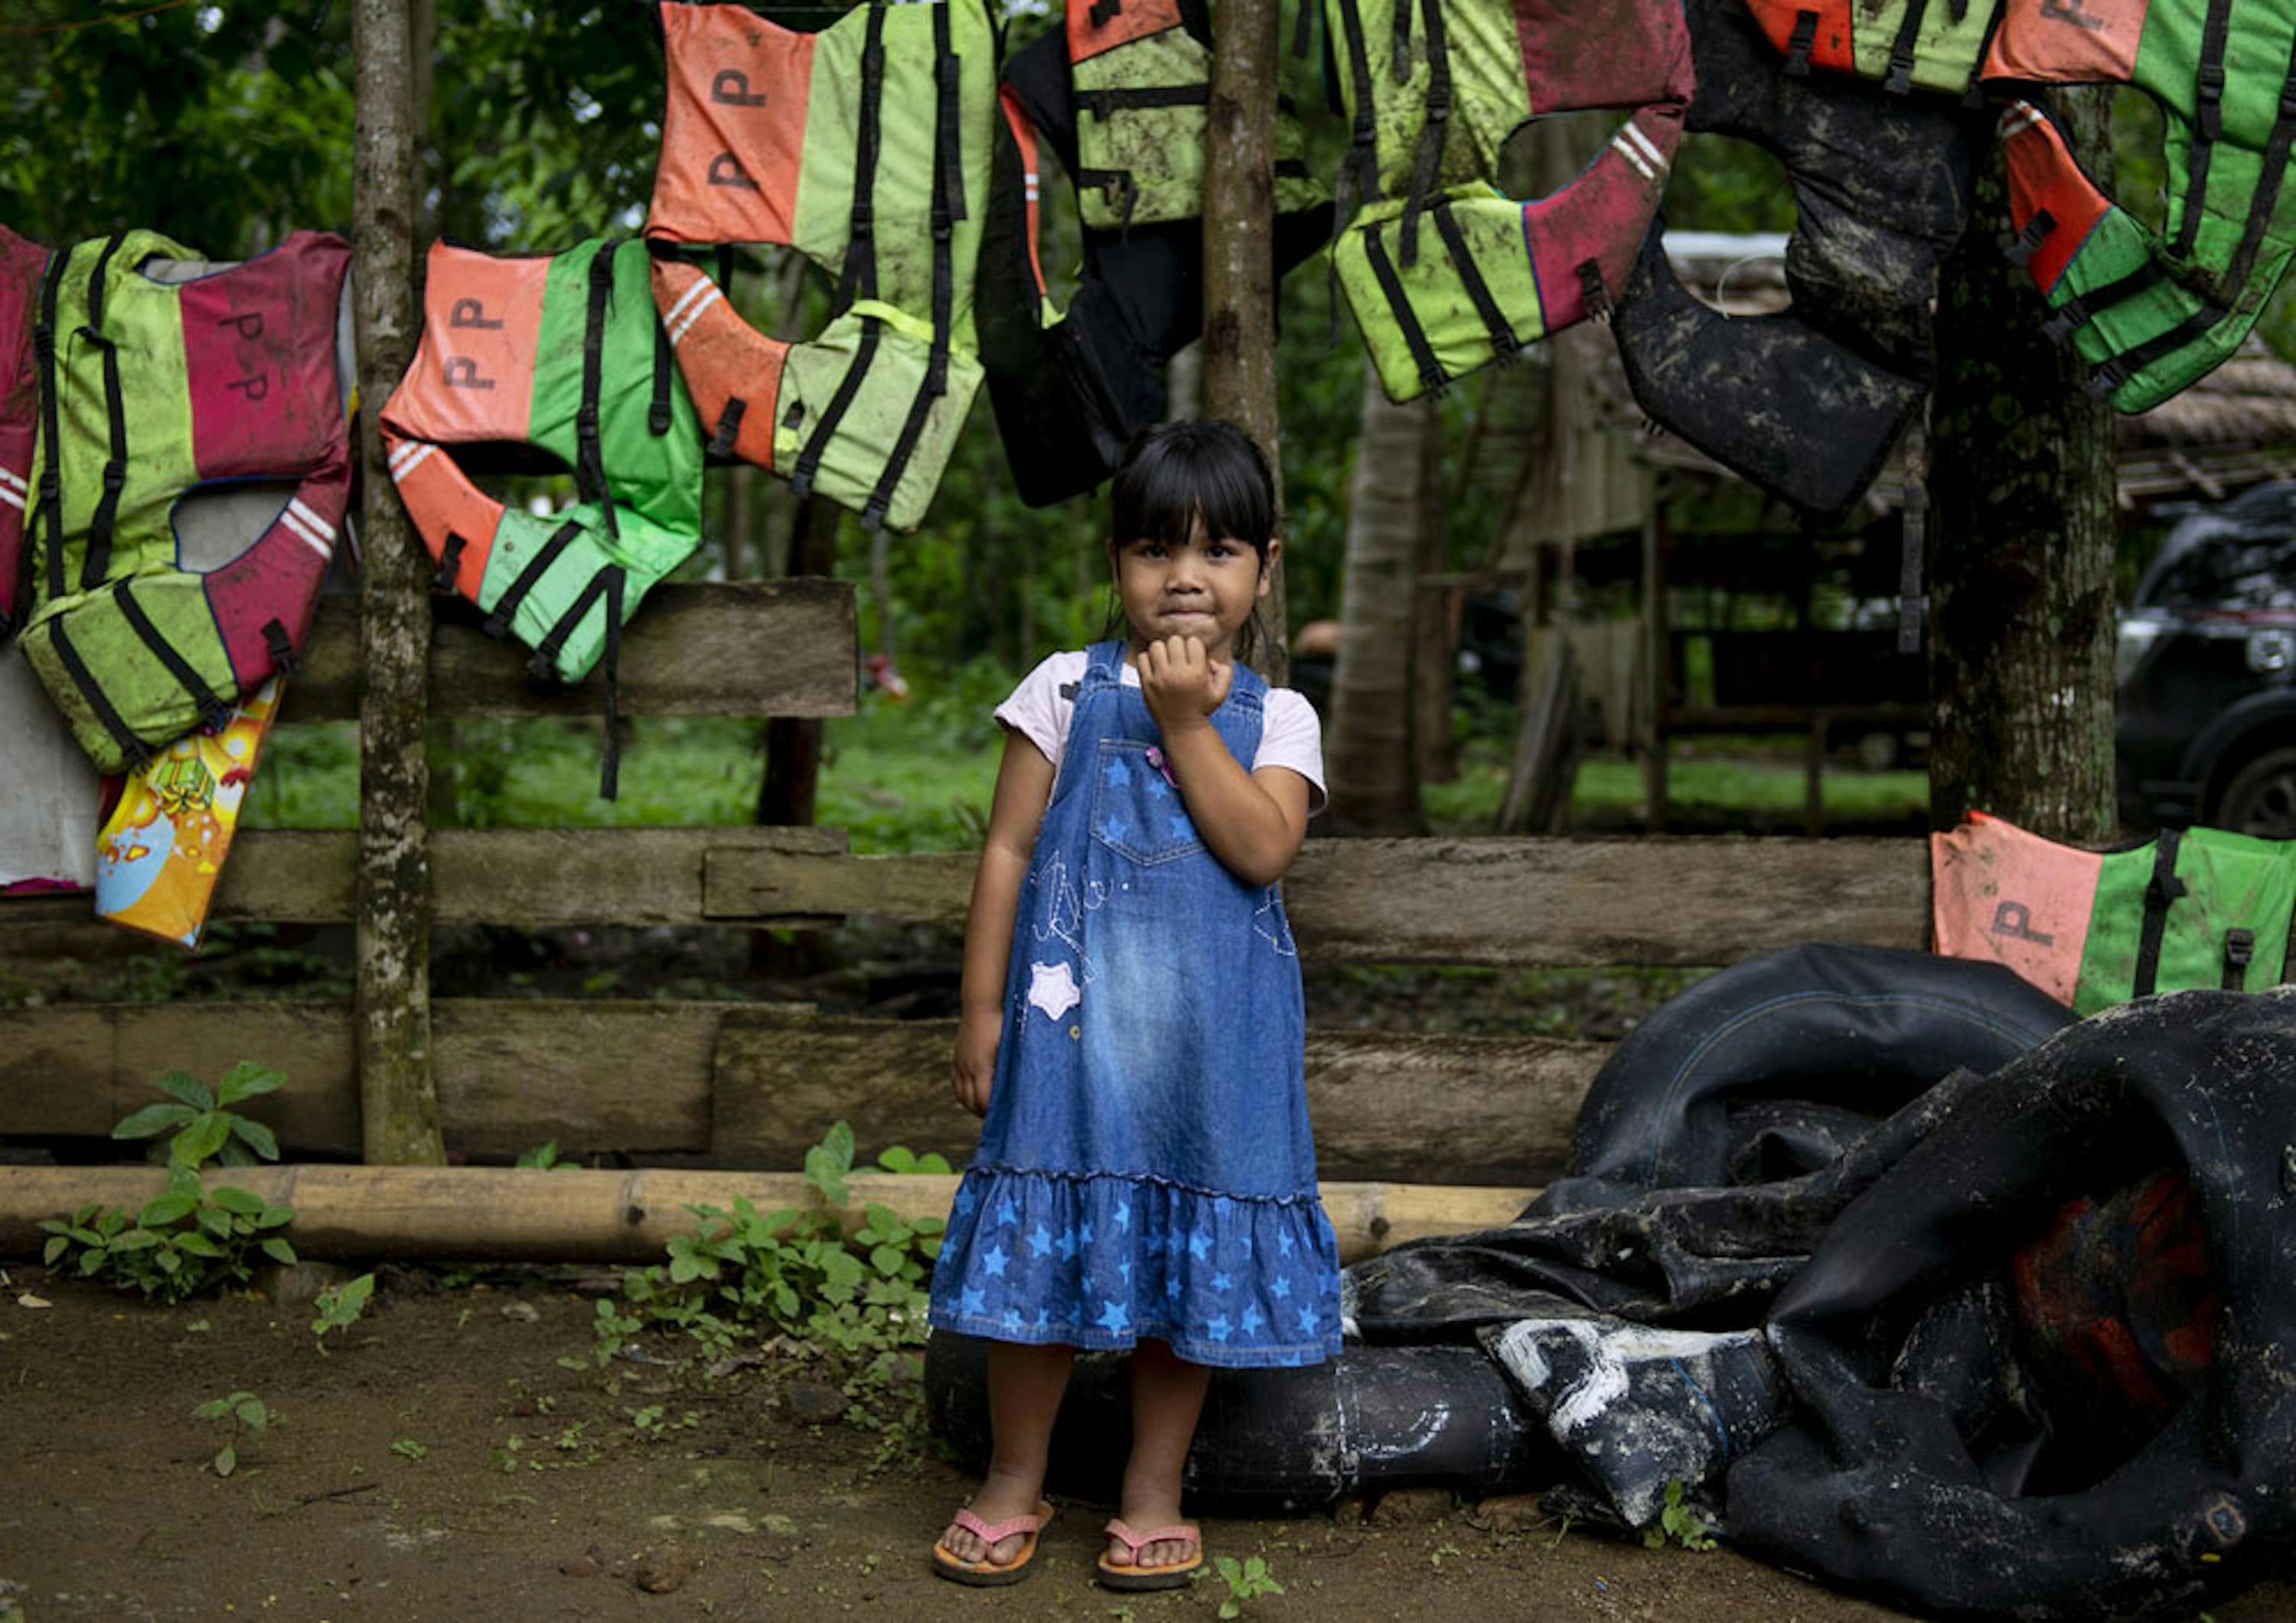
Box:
(1610, 0), (1986, 522)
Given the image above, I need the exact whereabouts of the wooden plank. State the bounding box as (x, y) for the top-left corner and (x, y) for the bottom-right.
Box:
(0, 1165), (1534, 1267)
(0, 999), (1604, 1183)
(700, 837), (1932, 965)
(0, 826), (850, 929)
(0, 1000), (715, 1159)
(276, 580), (857, 723)
(709, 1009), (1605, 1183)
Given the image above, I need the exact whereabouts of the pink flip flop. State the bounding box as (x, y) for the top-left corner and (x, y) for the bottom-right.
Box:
(1096, 1517), (1205, 1590)
(932, 1500), (1055, 1586)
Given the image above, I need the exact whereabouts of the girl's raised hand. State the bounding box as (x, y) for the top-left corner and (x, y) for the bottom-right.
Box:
(1139, 634), (1231, 732)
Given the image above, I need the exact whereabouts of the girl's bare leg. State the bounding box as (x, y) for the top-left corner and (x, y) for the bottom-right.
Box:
(1105, 1338), (1212, 1570)
(940, 1341), (1075, 1563)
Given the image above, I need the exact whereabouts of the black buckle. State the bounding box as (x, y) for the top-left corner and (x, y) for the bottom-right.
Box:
(575, 403), (600, 434)
(2004, 209), (2056, 267)
(527, 650), (556, 680)
(849, 202), (875, 236)
(31, 323), (53, 363)
(101, 464), (126, 494)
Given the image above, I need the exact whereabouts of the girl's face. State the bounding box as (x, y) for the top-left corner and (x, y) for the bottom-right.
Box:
(1109, 518), (1276, 661)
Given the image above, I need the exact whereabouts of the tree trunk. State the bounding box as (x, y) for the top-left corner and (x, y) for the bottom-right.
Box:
(1927, 88), (2119, 846)
(351, 0), (445, 1165)
(1326, 381), (1437, 833)
(758, 495), (843, 829)
(1202, 0), (1287, 680)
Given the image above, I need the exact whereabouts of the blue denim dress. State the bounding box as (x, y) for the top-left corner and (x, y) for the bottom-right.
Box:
(927, 642), (1343, 1367)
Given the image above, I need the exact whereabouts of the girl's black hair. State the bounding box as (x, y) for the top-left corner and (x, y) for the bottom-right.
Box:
(1102, 419), (1277, 665)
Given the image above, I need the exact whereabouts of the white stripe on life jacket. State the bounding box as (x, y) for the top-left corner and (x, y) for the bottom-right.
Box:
(390, 442), (438, 483)
(279, 504), (334, 560)
(668, 283), (724, 348)
(0, 465), (26, 494)
(2001, 101), (2047, 141)
(287, 497), (335, 543)
(1619, 121), (1668, 177)
(661, 275), (718, 331)
(1025, 171), (1040, 202)
(1611, 129), (1658, 183)
(0, 484), (21, 513)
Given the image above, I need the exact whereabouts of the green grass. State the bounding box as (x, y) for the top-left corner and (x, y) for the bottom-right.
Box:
(242, 700), (1924, 848)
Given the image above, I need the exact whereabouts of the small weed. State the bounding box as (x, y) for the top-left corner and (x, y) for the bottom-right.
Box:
(311, 1273), (376, 1352)
(1213, 1553), (1283, 1618)
(1430, 1540), (1464, 1569)
(514, 1140), (581, 1171)
(40, 1065), (295, 1304)
(1641, 1479), (1717, 1552)
(491, 1435), (527, 1473)
(192, 1390), (269, 1477)
(390, 1439), (429, 1461)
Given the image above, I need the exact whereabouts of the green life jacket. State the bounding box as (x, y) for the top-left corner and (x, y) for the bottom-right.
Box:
(17, 230), (352, 775)
(1986, 1), (2296, 412)
(1324, 0), (1692, 402)
(1932, 810), (2296, 1015)
(379, 237), (704, 798)
(1743, 0), (2004, 96)
(642, 0), (994, 533)
(1066, 0), (1322, 231)
(0, 225), (47, 634)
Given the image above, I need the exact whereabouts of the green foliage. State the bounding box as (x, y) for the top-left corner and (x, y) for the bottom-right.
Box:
(1213, 1553), (1284, 1617)
(111, 1061), (285, 1168)
(40, 1066), (296, 1303)
(1641, 1479), (1717, 1553)
(514, 1139), (580, 1171)
(311, 1271), (376, 1351)
(390, 1438), (429, 1462)
(191, 1390), (269, 1478)
(592, 1123), (944, 1413)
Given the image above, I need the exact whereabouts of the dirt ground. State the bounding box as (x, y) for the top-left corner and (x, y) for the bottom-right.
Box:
(4, 1269), (2289, 1623)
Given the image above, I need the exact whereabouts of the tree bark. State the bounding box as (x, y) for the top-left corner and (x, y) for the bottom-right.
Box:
(1927, 88), (2119, 846)
(1202, 0), (1287, 680)
(1326, 380), (1437, 833)
(351, 0), (445, 1165)
(758, 496), (843, 829)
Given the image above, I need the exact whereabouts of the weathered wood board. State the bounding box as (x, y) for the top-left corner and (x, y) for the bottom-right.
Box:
(279, 579), (856, 722)
(0, 999), (1607, 1181)
(701, 836), (1934, 964)
(709, 1009), (1604, 1183)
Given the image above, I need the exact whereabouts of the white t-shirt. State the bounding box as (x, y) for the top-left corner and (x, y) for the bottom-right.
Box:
(995, 650), (1327, 813)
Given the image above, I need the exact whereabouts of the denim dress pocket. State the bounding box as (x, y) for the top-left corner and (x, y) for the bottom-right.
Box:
(1089, 739), (1201, 865)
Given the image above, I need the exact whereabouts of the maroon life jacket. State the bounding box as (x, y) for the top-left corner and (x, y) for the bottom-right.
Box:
(0, 225), (47, 634)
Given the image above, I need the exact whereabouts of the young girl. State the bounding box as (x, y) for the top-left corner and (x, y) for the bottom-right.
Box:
(927, 419), (1342, 1589)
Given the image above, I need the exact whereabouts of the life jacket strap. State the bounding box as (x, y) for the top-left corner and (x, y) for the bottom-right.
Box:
(1784, 10), (1818, 77)
(709, 397), (748, 458)
(2082, 305), (2225, 399)
(2171, 0), (2233, 262)
(792, 313), (883, 503)
(484, 517), (583, 639)
(1396, 0), (1450, 270)
(1361, 221), (1446, 396)
(2223, 927), (2255, 992)
(2004, 208), (2056, 269)
(1883, 0), (1932, 95)
(1075, 83), (1208, 119)
(2133, 829), (2187, 999)
(2223, 35), (2296, 294)
(2040, 261), (2168, 344)
(47, 613), (148, 771)
(262, 617), (298, 675)
(433, 531), (468, 595)
(77, 232), (131, 593)
(650, 303), (675, 436)
(837, 3), (892, 314)
(116, 578), (230, 732)
(1432, 198), (1519, 361)
(1577, 258), (1616, 325)
(579, 242), (621, 540)
(33, 243), (67, 603)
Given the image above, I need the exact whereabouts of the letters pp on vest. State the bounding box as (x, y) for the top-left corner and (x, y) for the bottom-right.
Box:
(643, 0), (997, 533)
(16, 230), (352, 777)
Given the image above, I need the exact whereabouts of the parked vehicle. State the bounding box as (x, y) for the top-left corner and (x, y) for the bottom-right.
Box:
(2118, 482), (2296, 834)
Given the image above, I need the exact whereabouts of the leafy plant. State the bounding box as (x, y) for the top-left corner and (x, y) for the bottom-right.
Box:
(1213, 1553), (1283, 1618)
(515, 1139), (580, 1171)
(311, 1272), (376, 1351)
(113, 1061), (285, 1168)
(390, 1439), (429, 1462)
(591, 1123), (946, 1432)
(1641, 1478), (1717, 1552)
(40, 1065), (297, 1304)
(191, 1390), (269, 1478)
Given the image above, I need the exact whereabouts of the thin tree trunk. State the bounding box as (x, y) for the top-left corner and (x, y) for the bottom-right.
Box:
(1326, 380), (1436, 833)
(1928, 88), (2118, 845)
(351, 0), (444, 1165)
(1202, 0), (1287, 680)
(758, 495), (842, 828)
(1412, 400), (1456, 787)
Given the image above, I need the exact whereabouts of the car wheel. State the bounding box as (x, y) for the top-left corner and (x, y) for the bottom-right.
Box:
(2213, 746), (2296, 836)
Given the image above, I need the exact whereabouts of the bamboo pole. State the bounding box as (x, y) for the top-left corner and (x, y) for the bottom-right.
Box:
(0, 1167), (1534, 1269)
(351, 0), (445, 1164)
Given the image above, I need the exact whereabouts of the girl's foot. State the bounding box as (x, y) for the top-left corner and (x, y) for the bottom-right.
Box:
(938, 1472), (1050, 1567)
(1098, 1511), (1204, 1590)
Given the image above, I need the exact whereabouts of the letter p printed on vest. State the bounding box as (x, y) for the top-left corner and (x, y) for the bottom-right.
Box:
(449, 298), (504, 330)
(220, 310), (265, 341)
(710, 68), (768, 106)
(442, 357), (495, 390)
(1991, 900), (2056, 947)
(706, 153), (762, 191)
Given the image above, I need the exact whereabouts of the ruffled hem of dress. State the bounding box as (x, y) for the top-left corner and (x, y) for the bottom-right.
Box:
(925, 1309), (1342, 1370)
(928, 1165), (1343, 1368)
